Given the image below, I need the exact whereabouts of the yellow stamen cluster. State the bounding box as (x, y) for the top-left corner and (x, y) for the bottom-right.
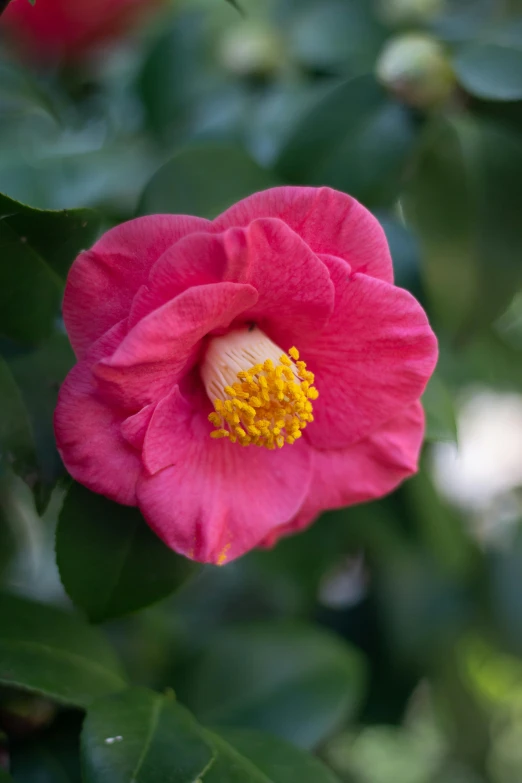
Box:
(208, 346), (318, 449)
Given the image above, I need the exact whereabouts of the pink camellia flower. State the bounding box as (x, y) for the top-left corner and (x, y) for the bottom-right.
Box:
(1, 0), (162, 61)
(54, 187), (438, 564)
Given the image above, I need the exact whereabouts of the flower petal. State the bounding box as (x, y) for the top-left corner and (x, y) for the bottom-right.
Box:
(94, 282), (258, 410)
(128, 219), (335, 341)
(53, 321), (142, 505)
(64, 214), (211, 359)
(263, 402), (425, 547)
(136, 386), (312, 564)
(304, 256), (437, 449)
(128, 231), (230, 328)
(120, 404), (155, 451)
(213, 186), (393, 283)
(222, 217), (335, 340)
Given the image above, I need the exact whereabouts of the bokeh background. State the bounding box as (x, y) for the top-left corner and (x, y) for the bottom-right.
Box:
(2, 0), (522, 781)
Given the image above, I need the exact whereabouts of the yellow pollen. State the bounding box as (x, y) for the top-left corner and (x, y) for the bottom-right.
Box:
(217, 543), (231, 566)
(204, 331), (319, 451)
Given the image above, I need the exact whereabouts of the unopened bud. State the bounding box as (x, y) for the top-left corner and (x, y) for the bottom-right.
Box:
(376, 33), (456, 108)
(218, 22), (284, 79)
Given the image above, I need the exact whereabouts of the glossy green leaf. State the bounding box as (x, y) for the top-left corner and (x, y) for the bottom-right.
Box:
(288, 0), (385, 72)
(0, 593), (127, 707)
(0, 333), (74, 509)
(204, 728), (341, 783)
(454, 43), (522, 101)
(0, 193), (100, 343)
(0, 470), (44, 590)
(0, 61), (56, 122)
(138, 145), (276, 219)
(0, 356), (35, 478)
(0, 194), (100, 281)
(0, 222), (61, 344)
(276, 75), (417, 209)
(81, 688), (215, 783)
(185, 623), (366, 749)
(4, 333), (74, 498)
(57, 483), (198, 624)
(404, 116), (522, 335)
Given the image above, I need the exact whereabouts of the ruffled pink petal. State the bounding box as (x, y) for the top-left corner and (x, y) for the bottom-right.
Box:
(128, 232), (229, 327)
(263, 402), (425, 547)
(120, 404), (155, 451)
(94, 282), (258, 411)
(222, 217), (335, 340)
(303, 256), (438, 450)
(136, 386), (313, 564)
(63, 215), (211, 359)
(53, 321), (142, 505)
(128, 219), (335, 341)
(213, 186), (393, 283)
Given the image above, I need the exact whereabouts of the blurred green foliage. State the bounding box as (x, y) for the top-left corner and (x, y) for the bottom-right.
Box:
(1, 0), (522, 780)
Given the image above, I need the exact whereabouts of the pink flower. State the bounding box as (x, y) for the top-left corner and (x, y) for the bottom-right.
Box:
(1, 0), (163, 61)
(54, 187), (438, 565)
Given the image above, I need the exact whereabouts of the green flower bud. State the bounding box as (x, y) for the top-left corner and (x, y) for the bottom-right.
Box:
(376, 33), (456, 108)
(218, 22), (284, 79)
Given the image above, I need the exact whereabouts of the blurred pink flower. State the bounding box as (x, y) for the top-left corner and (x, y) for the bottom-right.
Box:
(54, 187), (438, 564)
(1, 0), (162, 61)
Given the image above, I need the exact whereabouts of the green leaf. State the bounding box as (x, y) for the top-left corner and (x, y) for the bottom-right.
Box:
(81, 688), (215, 783)
(276, 75), (417, 210)
(0, 222), (61, 344)
(184, 623), (366, 749)
(0, 356), (35, 478)
(225, 0), (244, 15)
(0, 592), (127, 707)
(56, 483), (198, 624)
(0, 470), (44, 590)
(0, 334), (74, 507)
(403, 116), (522, 336)
(8, 337), (73, 484)
(204, 728), (341, 783)
(288, 0), (385, 72)
(454, 43), (522, 101)
(138, 145), (276, 219)
(0, 193), (100, 343)
(0, 194), (100, 282)
(0, 62), (56, 122)
(422, 373), (458, 443)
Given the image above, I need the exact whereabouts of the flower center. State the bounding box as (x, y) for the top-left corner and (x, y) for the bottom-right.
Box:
(201, 326), (319, 449)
